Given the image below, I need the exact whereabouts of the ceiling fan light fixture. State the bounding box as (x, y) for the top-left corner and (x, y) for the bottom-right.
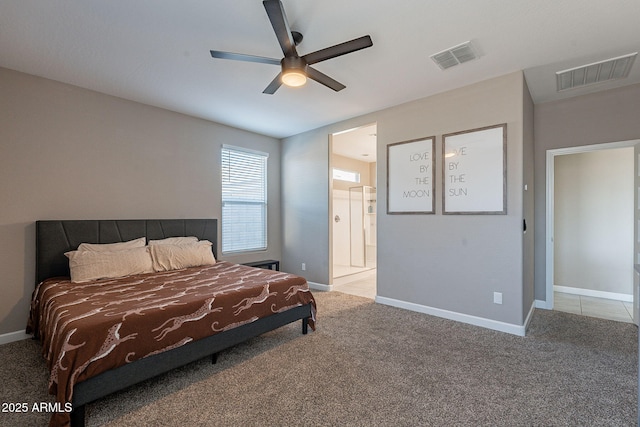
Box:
(281, 57), (308, 87)
(282, 69), (307, 87)
(210, 1), (372, 94)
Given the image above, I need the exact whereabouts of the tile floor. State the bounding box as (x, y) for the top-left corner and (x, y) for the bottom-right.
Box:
(554, 292), (634, 323)
(331, 276), (635, 325)
(332, 269), (376, 299)
(332, 264), (372, 279)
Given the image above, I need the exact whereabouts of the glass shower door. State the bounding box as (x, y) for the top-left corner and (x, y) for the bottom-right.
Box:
(364, 186), (376, 268)
(349, 186), (376, 268)
(349, 187), (365, 267)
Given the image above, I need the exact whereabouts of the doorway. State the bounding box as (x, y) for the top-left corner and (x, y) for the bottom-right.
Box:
(546, 140), (637, 323)
(330, 124), (377, 299)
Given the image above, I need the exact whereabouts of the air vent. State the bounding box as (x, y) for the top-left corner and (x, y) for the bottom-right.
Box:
(556, 52), (637, 92)
(430, 41), (479, 70)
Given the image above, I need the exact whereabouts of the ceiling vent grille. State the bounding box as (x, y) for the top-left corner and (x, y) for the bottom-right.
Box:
(556, 52), (637, 92)
(430, 41), (479, 70)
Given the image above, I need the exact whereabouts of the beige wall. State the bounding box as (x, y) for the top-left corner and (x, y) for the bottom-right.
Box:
(282, 71), (531, 330)
(331, 154), (374, 191)
(0, 67), (282, 335)
(553, 148), (634, 295)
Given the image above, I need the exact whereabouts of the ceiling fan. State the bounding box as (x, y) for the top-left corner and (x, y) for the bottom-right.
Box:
(210, 0), (373, 94)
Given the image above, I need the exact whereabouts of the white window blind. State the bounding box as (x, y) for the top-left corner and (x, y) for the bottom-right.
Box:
(221, 146), (268, 253)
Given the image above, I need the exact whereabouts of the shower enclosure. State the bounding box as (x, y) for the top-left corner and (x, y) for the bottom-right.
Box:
(349, 186), (376, 268)
(332, 186), (376, 277)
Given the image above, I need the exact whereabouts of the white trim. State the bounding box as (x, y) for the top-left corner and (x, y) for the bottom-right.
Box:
(0, 330), (31, 345)
(328, 122), (378, 289)
(221, 143), (269, 158)
(545, 139), (640, 311)
(545, 149), (555, 310)
(307, 281), (332, 292)
(523, 302), (536, 332)
(375, 296), (527, 336)
(535, 299), (551, 309)
(554, 285), (633, 302)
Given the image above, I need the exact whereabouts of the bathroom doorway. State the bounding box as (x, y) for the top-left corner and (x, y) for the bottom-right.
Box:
(546, 140), (637, 323)
(330, 123), (377, 299)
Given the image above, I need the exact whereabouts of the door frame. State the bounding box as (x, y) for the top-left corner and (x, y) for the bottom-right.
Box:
(328, 123), (377, 286)
(545, 139), (638, 312)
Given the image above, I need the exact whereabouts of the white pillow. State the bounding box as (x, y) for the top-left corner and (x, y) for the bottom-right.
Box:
(149, 240), (216, 272)
(77, 237), (146, 252)
(65, 246), (154, 283)
(148, 236), (199, 245)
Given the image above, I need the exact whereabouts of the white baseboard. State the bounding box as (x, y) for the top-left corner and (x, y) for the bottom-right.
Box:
(307, 281), (332, 291)
(0, 330), (31, 345)
(554, 285), (632, 302)
(523, 301), (536, 332)
(535, 299), (551, 310)
(375, 296), (527, 336)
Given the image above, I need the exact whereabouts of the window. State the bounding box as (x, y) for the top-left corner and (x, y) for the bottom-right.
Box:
(221, 145), (268, 253)
(332, 168), (360, 183)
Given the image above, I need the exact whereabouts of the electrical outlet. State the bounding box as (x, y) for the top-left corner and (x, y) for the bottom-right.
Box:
(493, 292), (503, 305)
(301, 263), (306, 271)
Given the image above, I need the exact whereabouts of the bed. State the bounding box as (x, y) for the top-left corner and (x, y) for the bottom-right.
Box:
(27, 219), (316, 427)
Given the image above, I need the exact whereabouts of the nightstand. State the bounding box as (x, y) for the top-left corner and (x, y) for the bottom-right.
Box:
(243, 259), (280, 271)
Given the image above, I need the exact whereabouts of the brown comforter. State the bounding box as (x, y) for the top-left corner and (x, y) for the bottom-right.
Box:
(27, 261), (316, 427)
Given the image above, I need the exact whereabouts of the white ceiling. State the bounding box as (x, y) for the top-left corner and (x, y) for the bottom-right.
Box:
(1, 1), (639, 139)
(332, 124), (378, 163)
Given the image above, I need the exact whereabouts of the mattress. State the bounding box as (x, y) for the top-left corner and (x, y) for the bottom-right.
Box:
(27, 261), (316, 427)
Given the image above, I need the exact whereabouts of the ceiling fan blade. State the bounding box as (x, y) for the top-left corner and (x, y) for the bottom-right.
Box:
(302, 35), (373, 65)
(306, 67), (346, 92)
(263, 0), (298, 57)
(263, 73), (283, 94)
(210, 50), (280, 66)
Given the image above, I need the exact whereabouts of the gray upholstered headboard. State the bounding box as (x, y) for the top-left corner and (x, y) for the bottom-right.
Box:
(35, 219), (217, 284)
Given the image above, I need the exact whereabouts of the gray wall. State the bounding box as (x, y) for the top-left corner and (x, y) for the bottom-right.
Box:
(0, 67), (282, 335)
(533, 83), (640, 302)
(281, 130), (330, 281)
(634, 144), (640, 325)
(282, 71), (531, 327)
(4, 65), (637, 335)
(522, 78), (536, 319)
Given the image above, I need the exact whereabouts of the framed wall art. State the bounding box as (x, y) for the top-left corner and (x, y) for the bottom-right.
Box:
(442, 123), (507, 215)
(387, 136), (435, 214)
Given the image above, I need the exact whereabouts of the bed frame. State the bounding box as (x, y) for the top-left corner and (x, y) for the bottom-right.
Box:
(35, 219), (312, 427)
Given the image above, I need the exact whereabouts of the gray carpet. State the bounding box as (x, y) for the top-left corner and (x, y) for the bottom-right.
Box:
(1, 291), (637, 426)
